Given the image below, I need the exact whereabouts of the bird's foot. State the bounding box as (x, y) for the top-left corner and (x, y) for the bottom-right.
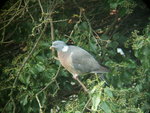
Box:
(73, 74), (78, 80)
(73, 74), (88, 92)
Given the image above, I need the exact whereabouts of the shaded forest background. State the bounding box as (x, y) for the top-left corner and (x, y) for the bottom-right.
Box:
(0, 0), (150, 113)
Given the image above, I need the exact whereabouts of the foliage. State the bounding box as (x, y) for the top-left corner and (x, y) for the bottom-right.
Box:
(0, 0), (150, 113)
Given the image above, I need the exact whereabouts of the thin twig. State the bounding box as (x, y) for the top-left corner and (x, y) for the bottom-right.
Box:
(36, 65), (61, 113)
(68, 8), (82, 39)
(2, 100), (11, 113)
(50, 17), (54, 41)
(49, 15), (55, 56)
(0, 0), (23, 31)
(103, 15), (118, 36)
(38, 0), (44, 14)
(53, 19), (68, 23)
(76, 77), (88, 92)
(51, 81), (60, 97)
(36, 65), (61, 95)
(36, 94), (44, 113)
(110, 15), (129, 36)
(5, 23), (48, 113)
(82, 97), (91, 112)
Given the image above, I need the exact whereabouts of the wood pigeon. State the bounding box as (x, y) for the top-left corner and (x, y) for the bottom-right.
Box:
(50, 40), (109, 92)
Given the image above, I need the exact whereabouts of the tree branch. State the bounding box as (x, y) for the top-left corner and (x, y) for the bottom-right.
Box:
(36, 65), (61, 113)
(6, 23), (48, 113)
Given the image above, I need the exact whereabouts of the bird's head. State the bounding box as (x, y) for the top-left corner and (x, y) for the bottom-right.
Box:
(50, 40), (68, 52)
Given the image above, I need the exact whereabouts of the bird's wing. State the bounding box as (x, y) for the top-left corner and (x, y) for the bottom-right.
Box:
(70, 46), (104, 74)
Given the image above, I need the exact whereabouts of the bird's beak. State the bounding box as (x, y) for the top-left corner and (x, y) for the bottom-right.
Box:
(50, 46), (54, 49)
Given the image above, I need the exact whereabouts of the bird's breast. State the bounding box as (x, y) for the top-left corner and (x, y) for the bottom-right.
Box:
(58, 51), (77, 75)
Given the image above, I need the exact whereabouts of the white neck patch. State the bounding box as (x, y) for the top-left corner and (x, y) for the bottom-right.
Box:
(62, 46), (69, 52)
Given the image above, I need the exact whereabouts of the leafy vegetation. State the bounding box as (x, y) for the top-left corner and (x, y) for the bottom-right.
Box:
(0, 0), (150, 113)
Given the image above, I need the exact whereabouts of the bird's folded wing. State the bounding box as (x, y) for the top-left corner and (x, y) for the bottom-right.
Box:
(70, 46), (101, 74)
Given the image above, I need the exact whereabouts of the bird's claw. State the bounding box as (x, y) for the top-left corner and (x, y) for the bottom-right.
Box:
(73, 74), (78, 80)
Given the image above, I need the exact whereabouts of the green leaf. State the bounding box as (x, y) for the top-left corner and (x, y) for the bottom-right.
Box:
(29, 66), (38, 75)
(20, 95), (28, 106)
(80, 22), (88, 31)
(143, 46), (149, 56)
(135, 84), (142, 92)
(36, 63), (45, 72)
(119, 8), (127, 17)
(110, 3), (118, 9)
(104, 87), (113, 98)
(108, 41), (118, 49)
(101, 34), (110, 40)
(101, 102), (111, 113)
(75, 111), (81, 113)
(40, 42), (50, 47)
(19, 73), (31, 84)
(92, 93), (101, 111)
(36, 56), (45, 62)
(89, 41), (97, 53)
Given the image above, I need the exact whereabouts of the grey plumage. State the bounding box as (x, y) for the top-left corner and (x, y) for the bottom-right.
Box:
(69, 46), (109, 74)
(50, 40), (109, 91)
